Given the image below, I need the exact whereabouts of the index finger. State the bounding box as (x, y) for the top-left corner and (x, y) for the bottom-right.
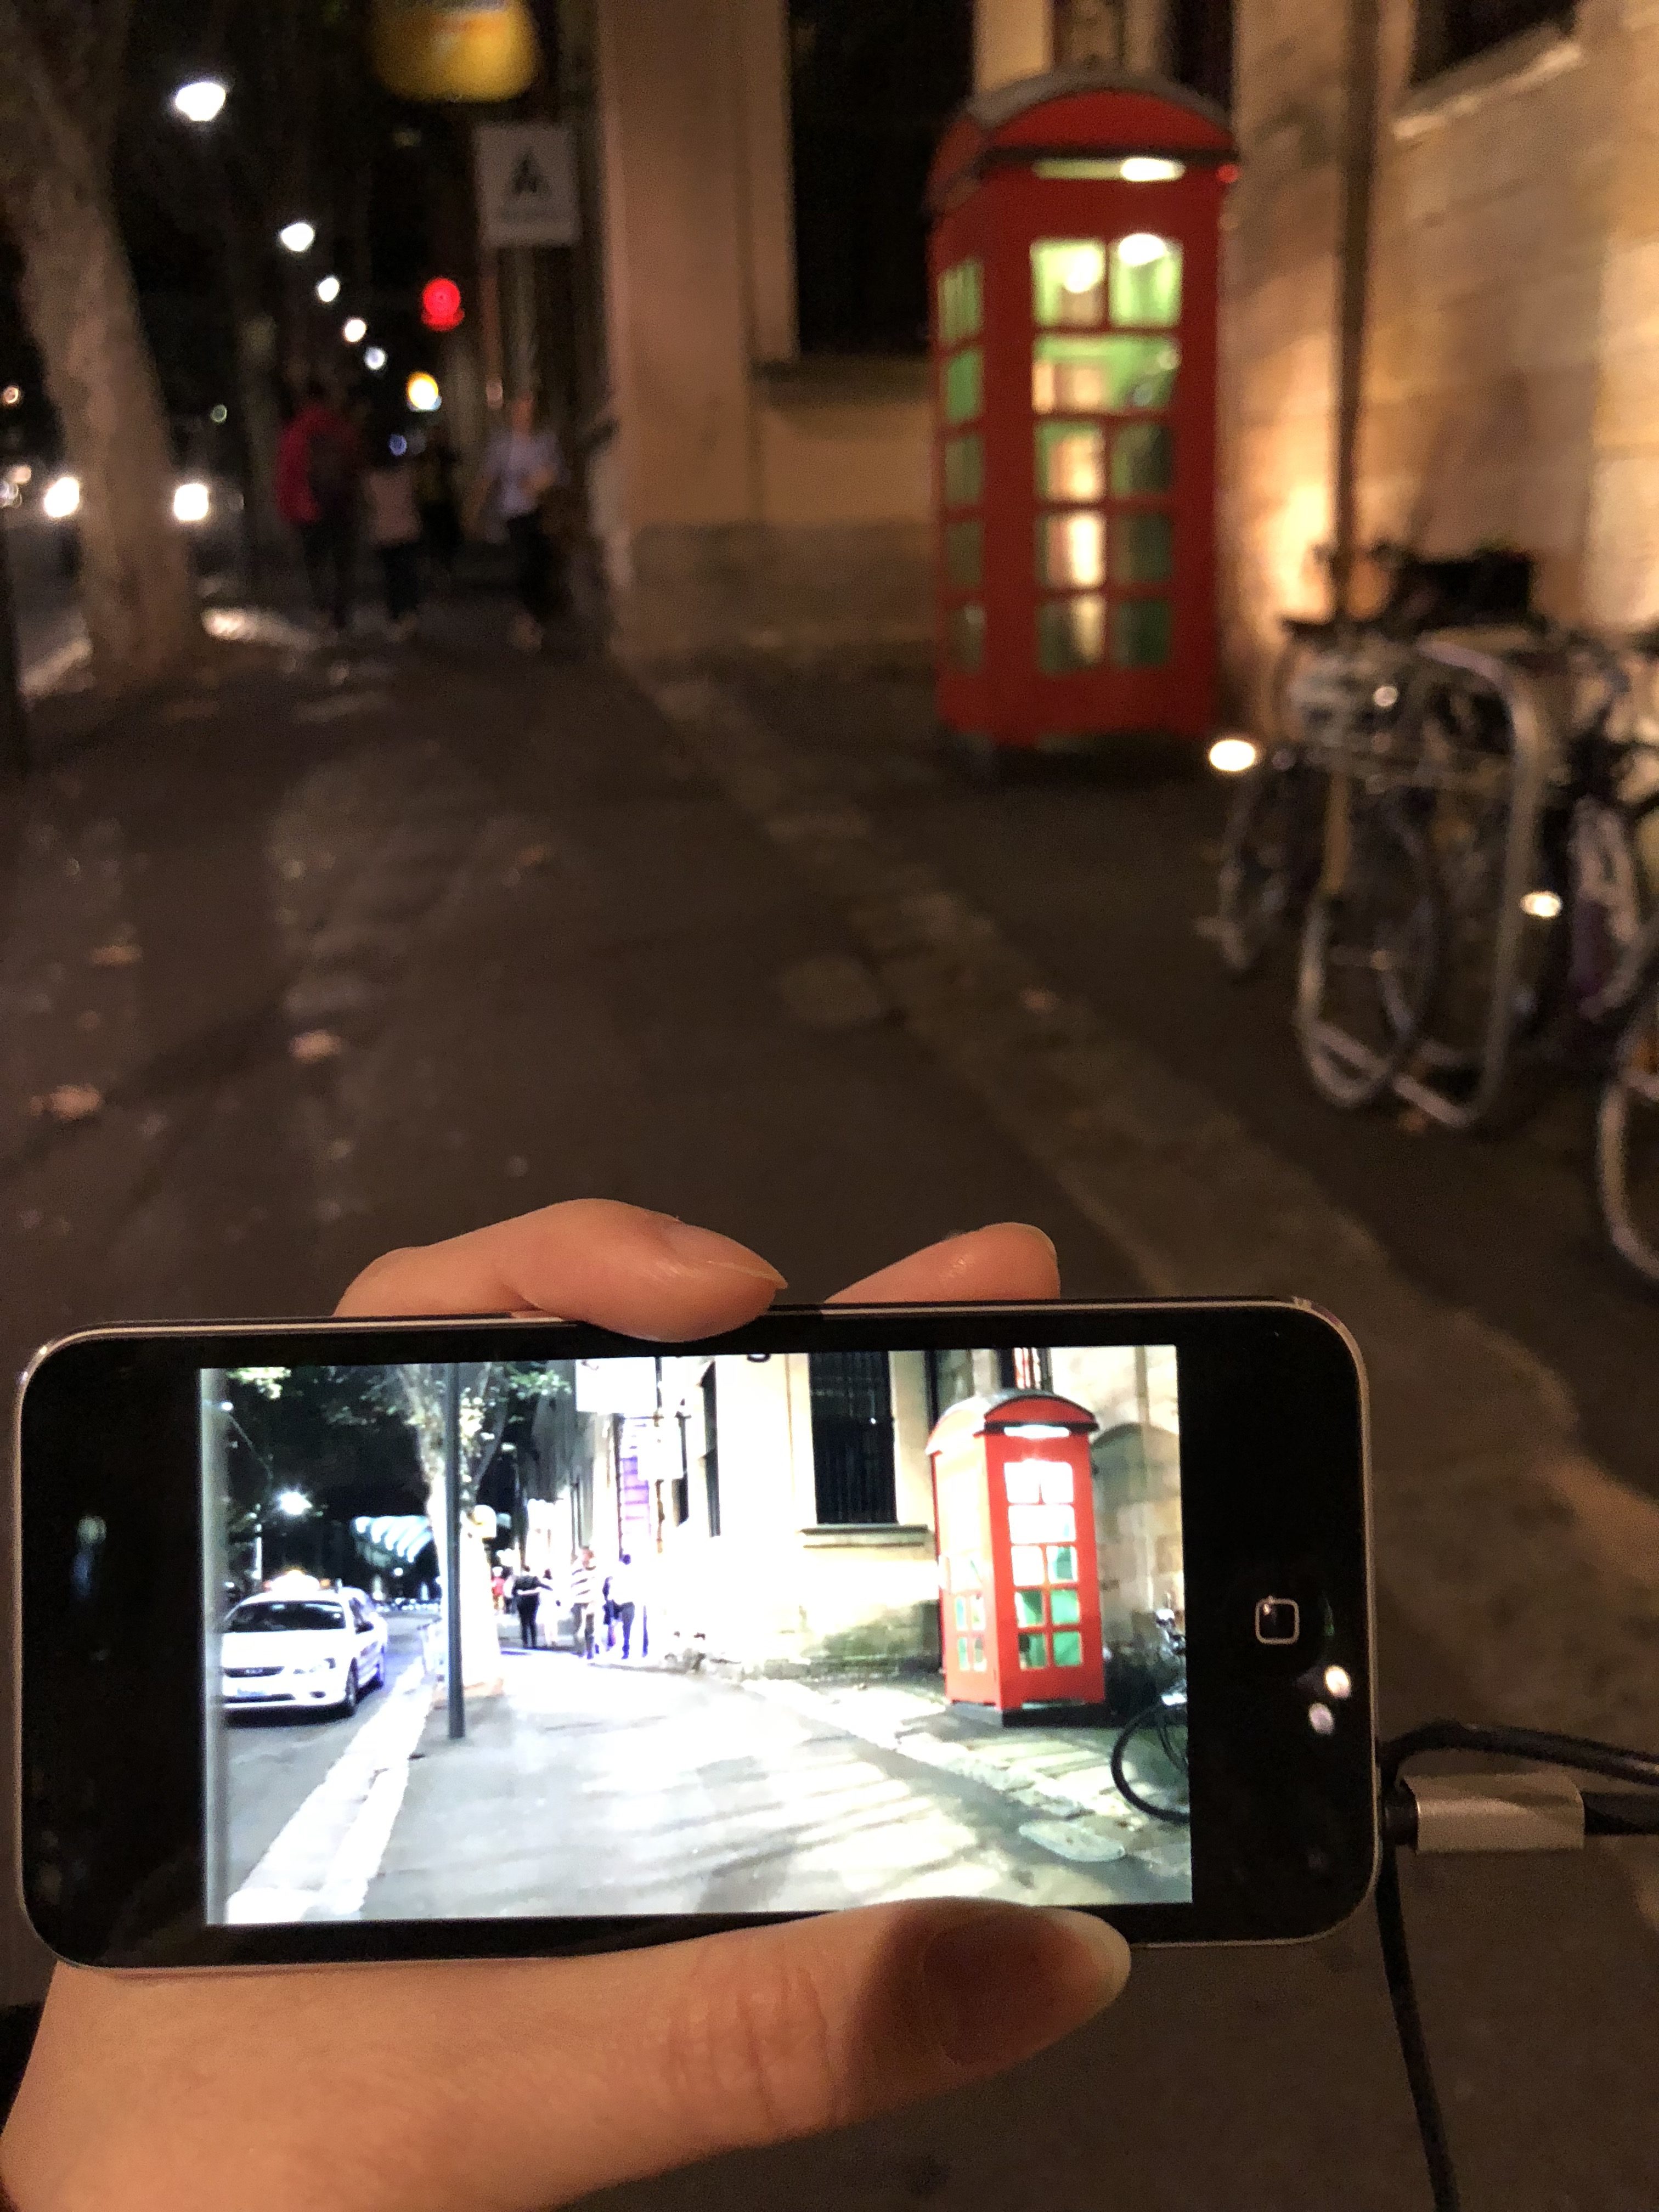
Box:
(335, 1199), (786, 1339)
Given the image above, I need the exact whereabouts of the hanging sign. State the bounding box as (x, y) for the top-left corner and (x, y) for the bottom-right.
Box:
(575, 1358), (659, 1418)
(371, 0), (540, 104)
(475, 121), (580, 249)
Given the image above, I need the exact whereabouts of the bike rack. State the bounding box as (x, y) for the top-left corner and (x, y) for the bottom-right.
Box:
(1301, 634), (1560, 1132)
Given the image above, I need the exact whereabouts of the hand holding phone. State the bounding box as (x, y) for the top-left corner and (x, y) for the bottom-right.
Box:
(3, 1206), (1132, 2212)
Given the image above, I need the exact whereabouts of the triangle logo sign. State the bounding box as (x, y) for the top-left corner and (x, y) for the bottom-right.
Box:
(507, 150), (550, 202)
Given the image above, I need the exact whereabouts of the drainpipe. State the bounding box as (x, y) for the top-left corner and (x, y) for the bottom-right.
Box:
(1331, 0), (1381, 619)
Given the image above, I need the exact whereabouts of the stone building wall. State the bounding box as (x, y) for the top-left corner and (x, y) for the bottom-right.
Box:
(1223, 2), (1659, 727)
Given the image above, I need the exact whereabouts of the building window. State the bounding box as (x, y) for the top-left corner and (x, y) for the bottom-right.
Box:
(701, 1368), (721, 1538)
(789, 0), (973, 354)
(1012, 1346), (1053, 1391)
(1412, 0), (1574, 82)
(926, 1348), (977, 1429)
(1170, 0), (1234, 114)
(809, 1351), (897, 1523)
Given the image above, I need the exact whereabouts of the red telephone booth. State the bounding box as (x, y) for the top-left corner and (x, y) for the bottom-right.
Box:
(927, 70), (1238, 757)
(928, 1388), (1105, 1714)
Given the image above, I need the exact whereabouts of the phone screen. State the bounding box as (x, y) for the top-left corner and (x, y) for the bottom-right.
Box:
(202, 1341), (1192, 1927)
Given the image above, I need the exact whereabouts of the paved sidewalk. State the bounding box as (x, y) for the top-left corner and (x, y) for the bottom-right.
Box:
(358, 1645), (1188, 1918)
(746, 1674), (1189, 1876)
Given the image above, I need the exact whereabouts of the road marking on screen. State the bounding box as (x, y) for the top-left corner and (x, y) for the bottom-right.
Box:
(225, 1659), (431, 1922)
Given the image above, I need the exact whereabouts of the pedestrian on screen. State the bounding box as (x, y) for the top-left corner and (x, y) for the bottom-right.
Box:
(511, 1565), (545, 1650)
(607, 1553), (640, 1661)
(567, 1546), (596, 1658)
(275, 379), (362, 634)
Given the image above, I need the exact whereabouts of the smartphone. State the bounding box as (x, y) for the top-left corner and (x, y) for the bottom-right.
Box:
(16, 1298), (1374, 1968)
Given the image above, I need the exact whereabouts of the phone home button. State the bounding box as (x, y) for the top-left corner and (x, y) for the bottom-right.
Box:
(1254, 1595), (1301, 1646)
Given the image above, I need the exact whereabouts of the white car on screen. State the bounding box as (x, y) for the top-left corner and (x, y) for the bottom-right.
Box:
(221, 1587), (388, 1718)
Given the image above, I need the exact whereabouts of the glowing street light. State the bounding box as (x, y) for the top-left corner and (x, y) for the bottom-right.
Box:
(341, 317), (368, 346)
(274, 1489), (311, 1519)
(171, 77), (228, 125)
(278, 219), (316, 256)
(42, 475), (81, 521)
(405, 371), (441, 414)
(315, 273), (341, 305)
(363, 345), (387, 373)
(1, 385), (20, 408)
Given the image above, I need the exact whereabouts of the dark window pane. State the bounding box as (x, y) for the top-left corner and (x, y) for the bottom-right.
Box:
(810, 1351), (896, 1523)
(944, 518), (983, 589)
(1038, 595), (1105, 673)
(1113, 510), (1173, 585)
(943, 433), (983, 507)
(947, 601), (985, 671)
(1412, 0), (1573, 81)
(791, 0), (974, 354)
(1112, 597), (1173, 667)
(1111, 422), (1173, 496)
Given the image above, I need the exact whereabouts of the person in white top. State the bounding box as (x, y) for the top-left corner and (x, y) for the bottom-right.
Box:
(362, 439), (424, 639)
(605, 1552), (640, 1660)
(472, 391), (566, 652)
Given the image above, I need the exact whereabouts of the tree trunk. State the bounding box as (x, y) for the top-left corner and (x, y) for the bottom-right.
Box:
(14, 142), (200, 695)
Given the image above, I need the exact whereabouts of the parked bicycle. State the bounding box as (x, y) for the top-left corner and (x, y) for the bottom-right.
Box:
(1111, 1607), (1188, 1826)
(1216, 544), (1533, 987)
(1211, 590), (1659, 1286)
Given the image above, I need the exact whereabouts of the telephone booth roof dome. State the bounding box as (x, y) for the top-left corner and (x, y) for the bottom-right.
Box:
(927, 66), (1237, 213)
(926, 1387), (1099, 1453)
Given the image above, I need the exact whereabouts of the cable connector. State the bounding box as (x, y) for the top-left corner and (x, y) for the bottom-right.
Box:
(1403, 1769), (1583, 1855)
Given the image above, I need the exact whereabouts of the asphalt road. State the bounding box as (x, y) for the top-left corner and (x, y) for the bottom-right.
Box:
(222, 1614), (428, 1892)
(365, 1654), (1184, 1920)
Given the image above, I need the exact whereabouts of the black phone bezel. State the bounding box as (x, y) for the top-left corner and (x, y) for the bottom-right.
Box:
(16, 1297), (1374, 1967)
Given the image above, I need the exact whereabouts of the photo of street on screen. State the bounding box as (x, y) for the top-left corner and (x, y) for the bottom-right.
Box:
(203, 1342), (1190, 1924)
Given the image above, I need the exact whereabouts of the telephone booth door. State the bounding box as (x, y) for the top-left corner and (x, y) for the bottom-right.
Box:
(928, 1389), (1105, 1714)
(928, 70), (1238, 754)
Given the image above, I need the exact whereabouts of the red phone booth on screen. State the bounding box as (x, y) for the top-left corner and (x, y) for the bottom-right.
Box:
(927, 70), (1238, 756)
(928, 1389), (1105, 1714)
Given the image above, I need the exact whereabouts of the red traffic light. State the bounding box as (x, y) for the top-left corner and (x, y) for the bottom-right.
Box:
(421, 277), (464, 332)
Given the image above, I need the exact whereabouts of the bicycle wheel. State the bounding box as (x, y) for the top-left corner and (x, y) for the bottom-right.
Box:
(1216, 752), (1323, 977)
(1595, 981), (1659, 1288)
(1295, 800), (1439, 1109)
(1111, 1699), (1190, 1826)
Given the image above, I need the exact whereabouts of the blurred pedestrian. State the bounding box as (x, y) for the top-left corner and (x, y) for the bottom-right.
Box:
(511, 1563), (545, 1650)
(607, 1552), (640, 1661)
(471, 392), (565, 652)
(415, 430), (462, 586)
(275, 379), (362, 634)
(363, 436), (423, 640)
(567, 1545), (596, 1658)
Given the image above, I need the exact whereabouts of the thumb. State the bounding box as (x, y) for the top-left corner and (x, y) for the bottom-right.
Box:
(518, 1900), (1130, 2202)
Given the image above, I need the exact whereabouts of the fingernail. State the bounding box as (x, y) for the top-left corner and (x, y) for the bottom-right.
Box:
(653, 1215), (788, 1286)
(921, 1908), (1128, 2068)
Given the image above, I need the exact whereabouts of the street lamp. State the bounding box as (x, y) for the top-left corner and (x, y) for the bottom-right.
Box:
(341, 317), (368, 346)
(315, 273), (341, 305)
(275, 1488), (311, 1518)
(171, 77), (228, 125)
(278, 220), (316, 256)
(363, 345), (387, 373)
(405, 371), (441, 414)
